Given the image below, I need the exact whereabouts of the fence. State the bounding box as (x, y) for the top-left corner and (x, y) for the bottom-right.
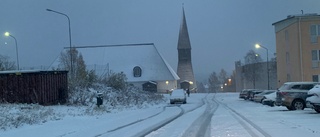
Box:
(0, 70), (68, 105)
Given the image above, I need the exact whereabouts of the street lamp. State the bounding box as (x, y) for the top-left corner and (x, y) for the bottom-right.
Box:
(46, 8), (73, 76)
(255, 43), (269, 90)
(4, 32), (19, 70)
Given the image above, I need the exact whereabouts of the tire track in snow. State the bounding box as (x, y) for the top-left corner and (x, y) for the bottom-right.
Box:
(133, 106), (185, 137)
(94, 106), (168, 137)
(182, 94), (219, 137)
(215, 97), (272, 137)
(95, 94), (206, 137)
(139, 94), (207, 137)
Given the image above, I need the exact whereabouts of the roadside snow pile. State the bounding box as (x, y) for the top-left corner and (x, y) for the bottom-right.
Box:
(0, 85), (166, 131)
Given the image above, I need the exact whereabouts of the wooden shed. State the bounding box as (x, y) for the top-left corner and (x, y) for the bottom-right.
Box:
(0, 70), (68, 105)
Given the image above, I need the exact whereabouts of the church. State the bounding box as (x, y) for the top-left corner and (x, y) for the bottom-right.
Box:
(65, 43), (179, 93)
(54, 7), (197, 93)
(176, 7), (197, 92)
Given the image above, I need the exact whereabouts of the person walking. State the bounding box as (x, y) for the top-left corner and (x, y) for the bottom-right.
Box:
(187, 89), (190, 97)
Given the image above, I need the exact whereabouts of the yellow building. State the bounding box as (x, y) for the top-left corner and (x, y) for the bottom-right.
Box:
(273, 14), (320, 87)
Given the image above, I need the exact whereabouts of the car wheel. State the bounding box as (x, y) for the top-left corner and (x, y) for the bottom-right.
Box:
(260, 97), (266, 103)
(271, 101), (275, 107)
(315, 108), (320, 113)
(292, 100), (305, 110)
(286, 106), (294, 110)
(314, 106), (320, 113)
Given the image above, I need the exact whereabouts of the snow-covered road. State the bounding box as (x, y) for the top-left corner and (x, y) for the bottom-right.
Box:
(3, 93), (320, 137)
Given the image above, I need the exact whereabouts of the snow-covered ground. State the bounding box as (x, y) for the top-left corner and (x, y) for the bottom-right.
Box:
(2, 93), (320, 137)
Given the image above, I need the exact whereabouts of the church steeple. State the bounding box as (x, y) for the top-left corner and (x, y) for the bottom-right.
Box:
(177, 6), (191, 50)
(176, 6), (197, 91)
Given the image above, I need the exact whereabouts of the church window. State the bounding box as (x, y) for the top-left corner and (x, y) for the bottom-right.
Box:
(133, 66), (142, 77)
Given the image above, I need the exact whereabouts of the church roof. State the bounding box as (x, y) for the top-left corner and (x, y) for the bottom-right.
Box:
(177, 7), (192, 50)
(57, 43), (179, 82)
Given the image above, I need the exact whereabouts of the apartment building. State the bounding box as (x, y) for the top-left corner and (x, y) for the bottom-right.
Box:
(273, 13), (320, 87)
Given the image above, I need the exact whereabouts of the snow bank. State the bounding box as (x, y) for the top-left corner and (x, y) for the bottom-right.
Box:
(0, 84), (166, 131)
(0, 103), (63, 130)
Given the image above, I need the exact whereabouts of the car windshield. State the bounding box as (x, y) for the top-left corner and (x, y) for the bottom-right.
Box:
(171, 90), (185, 96)
(278, 83), (291, 90)
(2, 1), (320, 137)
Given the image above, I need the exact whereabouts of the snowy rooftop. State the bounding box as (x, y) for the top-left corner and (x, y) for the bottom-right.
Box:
(54, 43), (179, 82)
(0, 70), (67, 74)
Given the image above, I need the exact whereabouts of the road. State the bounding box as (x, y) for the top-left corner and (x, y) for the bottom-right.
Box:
(105, 93), (320, 137)
(3, 93), (320, 137)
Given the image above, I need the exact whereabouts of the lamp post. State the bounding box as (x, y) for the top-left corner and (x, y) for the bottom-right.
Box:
(46, 8), (73, 76)
(255, 44), (269, 90)
(4, 32), (19, 70)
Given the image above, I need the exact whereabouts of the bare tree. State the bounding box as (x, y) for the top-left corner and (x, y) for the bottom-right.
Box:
(105, 71), (127, 91)
(208, 71), (220, 92)
(0, 55), (15, 71)
(245, 50), (262, 64)
(243, 50), (262, 88)
(59, 48), (97, 88)
(59, 48), (78, 73)
(219, 69), (228, 85)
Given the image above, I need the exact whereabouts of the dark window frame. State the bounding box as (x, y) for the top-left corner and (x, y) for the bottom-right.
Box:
(133, 66), (142, 77)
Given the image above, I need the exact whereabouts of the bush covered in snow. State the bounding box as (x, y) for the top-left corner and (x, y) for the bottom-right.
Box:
(0, 104), (64, 130)
(68, 84), (165, 111)
(0, 84), (166, 131)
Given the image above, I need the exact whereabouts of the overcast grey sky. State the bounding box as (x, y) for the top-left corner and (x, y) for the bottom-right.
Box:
(0, 0), (319, 82)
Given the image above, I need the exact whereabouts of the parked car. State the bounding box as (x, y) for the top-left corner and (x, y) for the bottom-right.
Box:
(306, 85), (320, 113)
(275, 82), (319, 110)
(248, 90), (263, 101)
(170, 89), (187, 104)
(262, 92), (277, 107)
(253, 90), (276, 103)
(239, 89), (258, 100)
(239, 89), (249, 99)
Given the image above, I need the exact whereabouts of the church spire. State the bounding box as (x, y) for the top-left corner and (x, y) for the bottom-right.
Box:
(176, 5), (197, 91)
(177, 6), (191, 49)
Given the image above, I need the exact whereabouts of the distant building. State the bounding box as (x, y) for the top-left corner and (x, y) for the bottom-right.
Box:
(235, 60), (277, 92)
(61, 43), (179, 93)
(176, 7), (197, 91)
(272, 13), (320, 87)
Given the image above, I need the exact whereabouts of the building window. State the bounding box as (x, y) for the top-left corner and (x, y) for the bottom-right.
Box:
(287, 74), (291, 82)
(312, 50), (318, 60)
(313, 75), (319, 82)
(312, 50), (320, 68)
(133, 66), (142, 77)
(286, 52), (290, 64)
(285, 30), (289, 42)
(310, 24), (319, 43)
